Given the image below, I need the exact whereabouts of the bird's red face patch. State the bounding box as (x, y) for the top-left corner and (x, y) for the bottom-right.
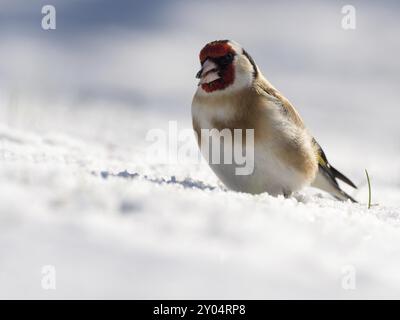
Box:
(199, 41), (234, 64)
(199, 41), (236, 93)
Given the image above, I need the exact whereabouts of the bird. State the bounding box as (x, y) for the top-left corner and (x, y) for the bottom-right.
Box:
(191, 40), (357, 202)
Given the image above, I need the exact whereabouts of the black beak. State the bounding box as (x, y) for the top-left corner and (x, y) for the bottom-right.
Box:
(196, 68), (203, 79)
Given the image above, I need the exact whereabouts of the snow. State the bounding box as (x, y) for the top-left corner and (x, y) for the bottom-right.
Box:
(1, 101), (400, 299)
(1, 0), (400, 299)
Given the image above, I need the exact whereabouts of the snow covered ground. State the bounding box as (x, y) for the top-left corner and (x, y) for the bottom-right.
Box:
(1, 0), (400, 299)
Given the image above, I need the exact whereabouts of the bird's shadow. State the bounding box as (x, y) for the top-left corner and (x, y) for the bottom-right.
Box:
(94, 170), (217, 191)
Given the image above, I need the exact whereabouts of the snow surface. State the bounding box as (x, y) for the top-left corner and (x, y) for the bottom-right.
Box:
(1, 0), (400, 299)
(1, 101), (399, 299)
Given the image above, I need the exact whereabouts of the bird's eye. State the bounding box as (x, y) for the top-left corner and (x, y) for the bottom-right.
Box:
(218, 53), (234, 65)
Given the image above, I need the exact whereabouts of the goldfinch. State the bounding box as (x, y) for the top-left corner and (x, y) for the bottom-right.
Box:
(191, 40), (357, 202)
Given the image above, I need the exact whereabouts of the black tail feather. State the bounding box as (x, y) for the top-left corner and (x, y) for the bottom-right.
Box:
(318, 165), (358, 203)
(312, 138), (358, 202)
(335, 189), (357, 203)
(330, 165), (357, 189)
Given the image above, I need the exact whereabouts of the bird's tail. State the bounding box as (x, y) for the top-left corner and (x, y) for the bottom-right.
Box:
(311, 139), (357, 202)
(312, 164), (357, 202)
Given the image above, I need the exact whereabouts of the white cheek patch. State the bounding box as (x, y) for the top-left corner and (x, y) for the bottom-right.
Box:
(199, 71), (220, 85)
